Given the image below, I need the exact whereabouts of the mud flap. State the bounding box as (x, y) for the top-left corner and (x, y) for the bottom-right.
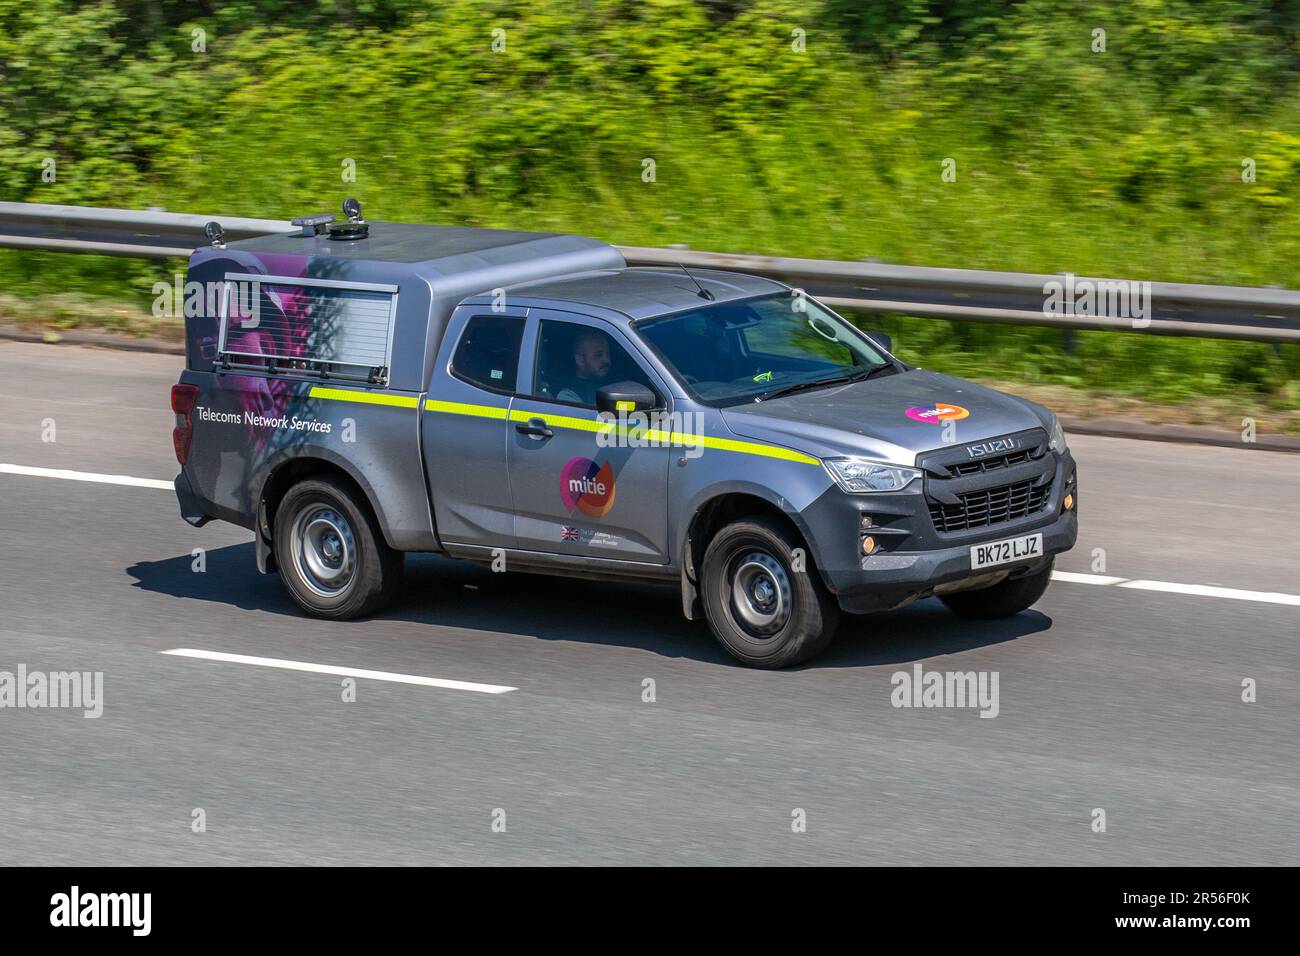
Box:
(255, 498), (277, 574)
(680, 537), (701, 621)
(255, 530), (277, 575)
(681, 569), (701, 621)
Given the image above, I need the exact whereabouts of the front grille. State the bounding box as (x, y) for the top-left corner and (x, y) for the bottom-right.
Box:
(949, 450), (1032, 477)
(928, 478), (1052, 533)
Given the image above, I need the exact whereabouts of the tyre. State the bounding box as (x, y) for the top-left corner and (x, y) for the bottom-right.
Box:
(274, 475), (403, 620)
(939, 559), (1054, 619)
(700, 517), (840, 668)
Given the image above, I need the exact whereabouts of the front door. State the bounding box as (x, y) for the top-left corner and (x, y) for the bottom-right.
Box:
(506, 312), (671, 562)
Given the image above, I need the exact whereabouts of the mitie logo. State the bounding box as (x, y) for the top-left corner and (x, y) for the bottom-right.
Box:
(560, 457), (617, 517)
(905, 403), (969, 423)
(50, 886), (151, 936)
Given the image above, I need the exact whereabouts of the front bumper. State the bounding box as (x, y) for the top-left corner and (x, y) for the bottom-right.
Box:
(831, 508), (1076, 613)
(799, 446), (1078, 613)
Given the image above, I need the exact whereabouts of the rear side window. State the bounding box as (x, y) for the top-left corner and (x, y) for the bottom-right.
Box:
(218, 274), (398, 383)
(451, 315), (525, 392)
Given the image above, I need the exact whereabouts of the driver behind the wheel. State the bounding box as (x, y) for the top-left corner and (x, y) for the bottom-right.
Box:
(555, 329), (613, 406)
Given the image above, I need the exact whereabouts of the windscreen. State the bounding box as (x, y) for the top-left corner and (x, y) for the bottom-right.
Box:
(638, 293), (890, 406)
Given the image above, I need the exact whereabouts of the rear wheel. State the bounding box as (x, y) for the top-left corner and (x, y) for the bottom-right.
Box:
(939, 559), (1053, 619)
(700, 517), (840, 668)
(274, 475), (402, 620)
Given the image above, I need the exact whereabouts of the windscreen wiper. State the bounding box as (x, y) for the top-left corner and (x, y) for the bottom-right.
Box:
(757, 364), (895, 402)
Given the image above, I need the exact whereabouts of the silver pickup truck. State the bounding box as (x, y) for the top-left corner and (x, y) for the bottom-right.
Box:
(172, 203), (1078, 668)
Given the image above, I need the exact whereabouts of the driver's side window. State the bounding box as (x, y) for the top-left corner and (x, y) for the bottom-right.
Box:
(530, 319), (655, 409)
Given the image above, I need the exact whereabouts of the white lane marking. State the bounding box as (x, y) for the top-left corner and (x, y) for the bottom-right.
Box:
(1117, 579), (1300, 607)
(1052, 571), (1300, 607)
(161, 648), (517, 695)
(1051, 571), (1127, 586)
(0, 463), (172, 490)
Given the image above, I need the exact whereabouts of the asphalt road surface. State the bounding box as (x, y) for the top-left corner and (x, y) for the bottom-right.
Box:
(1, 341), (1296, 866)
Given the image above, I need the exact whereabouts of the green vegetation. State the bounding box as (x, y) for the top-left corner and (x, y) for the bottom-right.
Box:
(2, 0), (1299, 412)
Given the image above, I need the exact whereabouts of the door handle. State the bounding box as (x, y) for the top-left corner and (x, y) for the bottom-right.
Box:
(516, 418), (554, 439)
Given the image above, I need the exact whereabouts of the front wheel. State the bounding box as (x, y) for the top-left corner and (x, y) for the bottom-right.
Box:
(700, 517), (840, 668)
(939, 559), (1054, 619)
(274, 475), (403, 620)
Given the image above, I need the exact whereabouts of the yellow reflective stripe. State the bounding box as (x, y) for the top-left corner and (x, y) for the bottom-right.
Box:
(426, 399), (509, 420)
(690, 435), (820, 465)
(630, 425), (815, 464)
(507, 408), (605, 433)
(412, 400), (820, 465)
(308, 388), (818, 464)
(309, 386), (419, 408)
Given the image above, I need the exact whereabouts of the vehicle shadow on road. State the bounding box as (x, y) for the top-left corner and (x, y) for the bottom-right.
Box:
(127, 543), (1051, 668)
(822, 605), (1051, 668)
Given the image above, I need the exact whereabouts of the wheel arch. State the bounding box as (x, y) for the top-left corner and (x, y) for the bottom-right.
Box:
(257, 451), (399, 571)
(678, 484), (831, 618)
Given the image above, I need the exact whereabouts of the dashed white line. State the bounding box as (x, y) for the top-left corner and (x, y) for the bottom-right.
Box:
(161, 648), (517, 695)
(1052, 571), (1300, 607)
(0, 463), (172, 490)
(1050, 571), (1127, 586)
(1115, 579), (1300, 607)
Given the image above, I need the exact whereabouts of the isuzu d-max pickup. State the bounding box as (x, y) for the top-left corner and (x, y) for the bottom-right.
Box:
(172, 203), (1077, 667)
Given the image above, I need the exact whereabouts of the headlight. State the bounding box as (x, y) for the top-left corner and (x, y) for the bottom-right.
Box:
(824, 457), (921, 493)
(1048, 415), (1068, 454)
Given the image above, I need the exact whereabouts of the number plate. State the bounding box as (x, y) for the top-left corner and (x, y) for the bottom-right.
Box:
(970, 532), (1043, 570)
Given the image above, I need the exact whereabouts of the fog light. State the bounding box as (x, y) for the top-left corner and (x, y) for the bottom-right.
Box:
(860, 514), (874, 530)
(862, 535), (878, 555)
(1064, 492), (1074, 511)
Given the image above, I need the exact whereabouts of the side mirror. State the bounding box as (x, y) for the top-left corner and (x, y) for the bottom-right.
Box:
(596, 381), (658, 414)
(866, 331), (893, 354)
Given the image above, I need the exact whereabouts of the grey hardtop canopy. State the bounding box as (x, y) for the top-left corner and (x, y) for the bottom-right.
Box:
(223, 220), (596, 263)
(488, 266), (788, 322)
(190, 222), (790, 389)
(196, 221), (625, 388)
(222, 220), (620, 277)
